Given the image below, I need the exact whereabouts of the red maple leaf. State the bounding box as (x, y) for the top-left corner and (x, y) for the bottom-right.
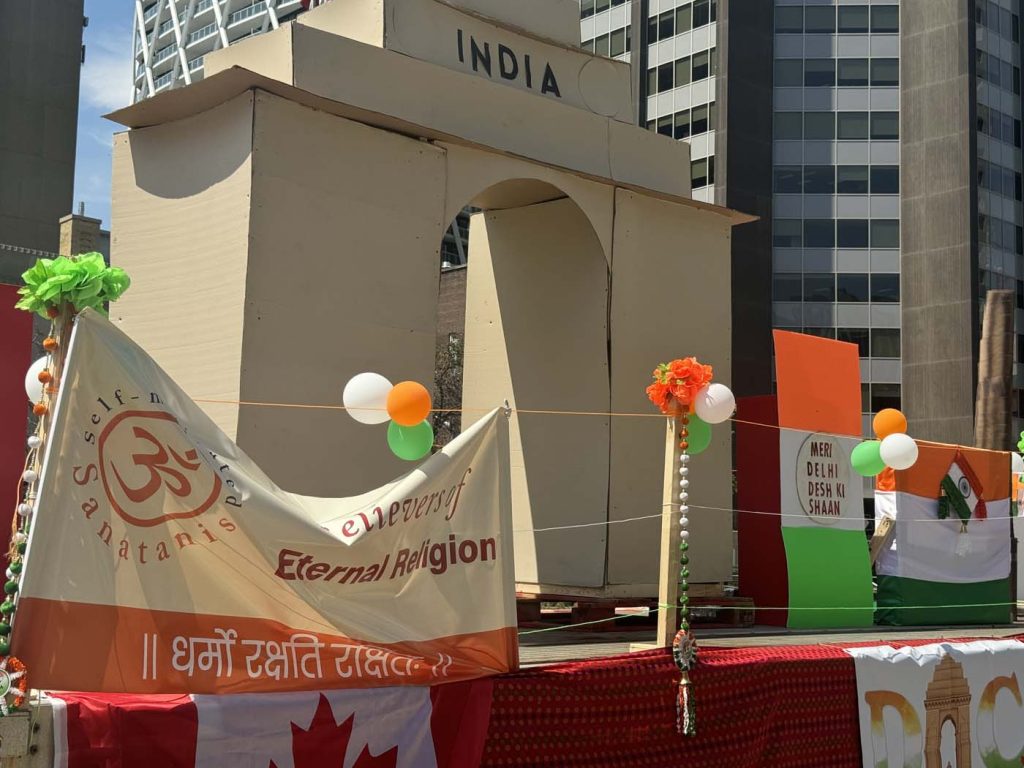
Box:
(269, 694), (399, 768)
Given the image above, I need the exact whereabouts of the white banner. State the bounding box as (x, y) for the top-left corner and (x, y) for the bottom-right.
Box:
(779, 428), (864, 531)
(14, 310), (517, 693)
(848, 640), (1024, 768)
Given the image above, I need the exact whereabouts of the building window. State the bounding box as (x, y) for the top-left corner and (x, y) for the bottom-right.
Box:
(775, 112), (803, 140)
(838, 328), (870, 357)
(775, 6), (802, 33)
(837, 273), (869, 302)
(804, 327), (837, 339)
(838, 6), (869, 33)
(691, 104), (709, 134)
(871, 274), (900, 303)
(657, 115), (673, 137)
(804, 165), (835, 194)
(674, 109), (691, 140)
(871, 59), (899, 86)
(658, 10), (675, 40)
(675, 56), (692, 87)
(804, 219), (836, 248)
(693, 0), (711, 28)
(676, 4), (692, 33)
(870, 166), (899, 194)
(871, 112), (899, 139)
(581, 0), (595, 19)
(774, 166), (802, 193)
(837, 220), (869, 248)
(775, 59), (803, 87)
(804, 59), (836, 87)
(805, 112), (836, 140)
(773, 219), (803, 247)
(804, 6), (836, 33)
(692, 50), (711, 81)
(871, 6), (900, 33)
(837, 166), (869, 193)
(837, 59), (869, 87)
(594, 34), (609, 56)
(691, 158), (709, 188)
(773, 274), (803, 302)
(596, 0), (610, 13)
(804, 273), (836, 301)
(872, 329), (901, 358)
(838, 112), (869, 139)
(871, 383), (901, 412)
(871, 220), (900, 248)
(610, 28), (626, 57)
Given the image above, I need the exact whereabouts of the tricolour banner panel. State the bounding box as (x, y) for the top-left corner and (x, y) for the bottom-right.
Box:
(848, 640), (1024, 768)
(773, 330), (872, 628)
(874, 443), (1012, 625)
(14, 310), (517, 693)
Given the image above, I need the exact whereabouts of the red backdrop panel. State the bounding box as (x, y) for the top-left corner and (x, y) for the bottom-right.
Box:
(0, 284), (33, 541)
(736, 395), (787, 626)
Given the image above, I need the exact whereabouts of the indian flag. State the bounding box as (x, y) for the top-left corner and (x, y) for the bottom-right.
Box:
(874, 443), (1012, 626)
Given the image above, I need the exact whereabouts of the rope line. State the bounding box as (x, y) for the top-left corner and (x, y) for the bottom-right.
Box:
(516, 602), (1023, 635)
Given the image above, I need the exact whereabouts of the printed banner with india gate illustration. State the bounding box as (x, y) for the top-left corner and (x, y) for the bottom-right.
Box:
(12, 310), (517, 694)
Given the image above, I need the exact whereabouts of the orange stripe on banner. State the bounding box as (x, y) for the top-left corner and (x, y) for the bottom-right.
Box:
(772, 330), (862, 436)
(892, 442), (1010, 501)
(12, 598), (518, 694)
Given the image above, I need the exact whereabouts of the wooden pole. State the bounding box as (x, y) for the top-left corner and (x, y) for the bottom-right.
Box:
(657, 413), (686, 646)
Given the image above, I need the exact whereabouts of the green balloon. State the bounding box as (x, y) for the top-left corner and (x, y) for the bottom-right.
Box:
(686, 415), (712, 455)
(387, 420), (434, 461)
(851, 440), (886, 477)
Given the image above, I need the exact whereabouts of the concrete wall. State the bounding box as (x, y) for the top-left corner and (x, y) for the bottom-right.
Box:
(716, 0), (774, 400)
(901, 0), (978, 445)
(0, 0), (83, 252)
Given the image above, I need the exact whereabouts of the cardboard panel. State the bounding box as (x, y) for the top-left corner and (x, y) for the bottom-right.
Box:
(240, 92), (446, 496)
(461, 199), (609, 588)
(608, 190), (734, 588)
(735, 396), (787, 626)
(774, 330), (862, 436)
(111, 93), (256, 438)
(445, 0), (581, 47)
(383, 0), (631, 121)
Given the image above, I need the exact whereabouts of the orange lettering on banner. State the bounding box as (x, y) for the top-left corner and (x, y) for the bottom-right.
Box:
(12, 598), (517, 694)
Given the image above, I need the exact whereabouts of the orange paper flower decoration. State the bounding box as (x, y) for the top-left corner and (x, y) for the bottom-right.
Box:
(646, 357), (714, 415)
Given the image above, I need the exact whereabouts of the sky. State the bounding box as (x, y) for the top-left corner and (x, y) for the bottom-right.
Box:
(73, 0), (136, 230)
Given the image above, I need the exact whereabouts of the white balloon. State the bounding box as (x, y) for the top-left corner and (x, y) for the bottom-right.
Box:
(342, 372), (393, 424)
(25, 357), (48, 403)
(880, 433), (919, 471)
(1012, 453), (1024, 475)
(694, 383), (736, 425)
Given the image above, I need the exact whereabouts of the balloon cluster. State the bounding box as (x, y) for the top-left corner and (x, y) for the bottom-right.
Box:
(645, 358), (736, 455)
(343, 373), (434, 462)
(851, 408), (919, 477)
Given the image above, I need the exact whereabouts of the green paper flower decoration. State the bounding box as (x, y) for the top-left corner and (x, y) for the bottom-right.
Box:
(15, 254), (130, 318)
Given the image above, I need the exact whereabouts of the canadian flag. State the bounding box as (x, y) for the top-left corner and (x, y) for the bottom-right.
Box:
(49, 681), (492, 768)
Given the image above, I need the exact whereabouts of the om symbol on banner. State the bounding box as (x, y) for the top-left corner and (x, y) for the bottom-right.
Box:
(98, 411), (222, 528)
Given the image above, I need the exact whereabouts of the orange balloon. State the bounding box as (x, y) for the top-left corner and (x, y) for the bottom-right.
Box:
(873, 408), (907, 440)
(387, 381), (432, 427)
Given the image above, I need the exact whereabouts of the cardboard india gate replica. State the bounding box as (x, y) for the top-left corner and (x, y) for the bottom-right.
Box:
(738, 330), (1015, 629)
(105, 0), (751, 599)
